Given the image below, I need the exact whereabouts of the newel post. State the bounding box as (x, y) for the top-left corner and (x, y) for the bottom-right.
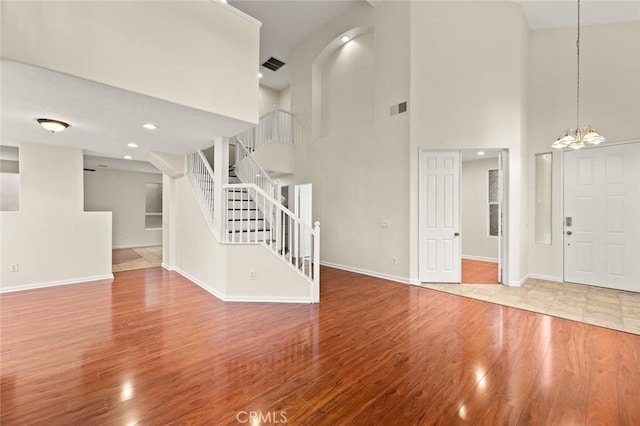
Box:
(313, 221), (321, 303)
(213, 137), (229, 239)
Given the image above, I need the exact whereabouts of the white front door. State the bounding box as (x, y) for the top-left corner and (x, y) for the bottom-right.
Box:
(419, 151), (461, 282)
(564, 143), (640, 292)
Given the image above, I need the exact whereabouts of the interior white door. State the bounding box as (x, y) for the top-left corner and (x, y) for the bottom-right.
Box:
(564, 143), (640, 292)
(419, 151), (461, 282)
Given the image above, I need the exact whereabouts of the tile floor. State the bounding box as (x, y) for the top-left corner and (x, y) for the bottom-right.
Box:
(112, 246), (162, 272)
(422, 278), (640, 335)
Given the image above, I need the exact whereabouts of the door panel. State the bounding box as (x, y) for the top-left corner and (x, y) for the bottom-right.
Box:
(419, 151), (461, 282)
(564, 143), (640, 292)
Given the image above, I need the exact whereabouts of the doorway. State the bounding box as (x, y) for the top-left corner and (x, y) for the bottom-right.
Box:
(419, 149), (507, 284)
(563, 142), (640, 292)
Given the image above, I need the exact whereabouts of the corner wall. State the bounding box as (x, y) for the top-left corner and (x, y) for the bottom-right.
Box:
(409, 1), (529, 285)
(84, 169), (163, 248)
(527, 22), (640, 281)
(0, 143), (112, 291)
(289, 1), (411, 282)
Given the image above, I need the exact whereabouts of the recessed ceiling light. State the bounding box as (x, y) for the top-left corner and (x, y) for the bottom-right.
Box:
(142, 123), (157, 130)
(123, 155), (132, 160)
(258, 72), (263, 79)
(127, 143), (138, 148)
(36, 118), (70, 133)
(341, 35), (350, 43)
(219, 0), (228, 3)
(477, 151), (486, 156)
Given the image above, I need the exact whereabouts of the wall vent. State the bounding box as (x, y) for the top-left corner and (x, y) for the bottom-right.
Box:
(390, 101), (408, 116)
(262, 57), (286, 72)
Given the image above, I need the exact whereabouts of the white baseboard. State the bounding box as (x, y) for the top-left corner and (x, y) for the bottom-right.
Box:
(171, 267), (312, 304)
(408, 278), (421, 286)
(113, 243), (162, 249)
(462, 255), (499, 263)
(320, 261), (410, 285)
(527, 273), (563, 283)
(161, 263), (174, 271)
(0, 274), (114, 293)
(506, 274), (529, 287)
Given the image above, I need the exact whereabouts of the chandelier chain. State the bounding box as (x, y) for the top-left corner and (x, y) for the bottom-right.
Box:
(576, 0), (581, 131)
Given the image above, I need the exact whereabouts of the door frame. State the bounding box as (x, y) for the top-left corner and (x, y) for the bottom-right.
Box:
(418, 148), (509, 284)
(561, 140), (640, 286)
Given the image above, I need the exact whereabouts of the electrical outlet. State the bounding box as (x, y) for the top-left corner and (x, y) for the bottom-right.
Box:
(10, 263), (19, 272)
(392, 257), (398, 265)
(249, 269), (256, 280)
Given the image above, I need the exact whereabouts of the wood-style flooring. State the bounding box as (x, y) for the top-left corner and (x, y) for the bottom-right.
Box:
(1, 266), (639, 425)
(462, 258), (499, 284)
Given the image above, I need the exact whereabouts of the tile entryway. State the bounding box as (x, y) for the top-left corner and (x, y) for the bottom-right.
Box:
(112, 246), (162, 272)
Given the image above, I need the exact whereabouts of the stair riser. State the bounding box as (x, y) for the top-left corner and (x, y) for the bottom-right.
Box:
(226, 231), (274, 243)
(226, 220), (268, 232)
(227, 210), (263, 220)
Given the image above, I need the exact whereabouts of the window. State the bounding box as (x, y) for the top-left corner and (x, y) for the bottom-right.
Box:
(535, 153), (553, 245)
(145, 183), (162, 229)
(1, 146), (20, 212)
(488, 169), (499, 237)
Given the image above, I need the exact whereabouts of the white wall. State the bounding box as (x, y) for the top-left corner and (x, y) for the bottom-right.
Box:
(279, 86), (291, 111)
(84, 169), (163, 248)
(259, 85), (281, 117)
(321, 32), (375, 137)
(527, 21), (640, 281)
(1, 0), (261, 124)
(462, 158), (499, 261)
(0, 143), (111, 290)
(290, 1), (411, 282)
(409, 1), (529, 285)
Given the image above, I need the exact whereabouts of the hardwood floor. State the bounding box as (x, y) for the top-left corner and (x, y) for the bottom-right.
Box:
(2, 266), (639, 425)
(462, 258), (499, 284)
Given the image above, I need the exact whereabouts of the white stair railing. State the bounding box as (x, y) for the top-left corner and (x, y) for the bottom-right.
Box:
(234, 136), (279, 200)
(235, 109), (293, 152)
(187, 151), (216, 232)
(224, 183), (320, 302)
(186, 150), (320, 303)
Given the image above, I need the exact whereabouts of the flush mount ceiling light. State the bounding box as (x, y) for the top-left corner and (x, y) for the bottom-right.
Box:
(142, 123), (158, 130)
(340, 35), (350, 43)
(552, 0), (605, 150)
(36, 118), (70, 133)
(123, 155), (132, 160)
(477, 151), (485, 156)
(127, 143), (138, 148)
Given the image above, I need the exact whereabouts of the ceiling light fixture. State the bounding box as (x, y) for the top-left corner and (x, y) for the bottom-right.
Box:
(142, 123), (158, 130)
(36, 118), (70, 133)
(123, 155), (132, 160)
(551, 0), (604, 150)
(127, 143), (138, 148)
(477, 151), (485, 156)
(341, 35), (350, 43)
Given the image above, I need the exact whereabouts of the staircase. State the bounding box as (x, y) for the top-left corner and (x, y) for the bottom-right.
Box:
(186, 110), (320, 302)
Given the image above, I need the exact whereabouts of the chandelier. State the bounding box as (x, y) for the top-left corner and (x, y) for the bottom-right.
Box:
(551, 0), (605, 150)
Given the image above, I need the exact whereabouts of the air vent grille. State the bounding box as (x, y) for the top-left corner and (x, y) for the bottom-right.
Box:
(262, 57), (286, 72)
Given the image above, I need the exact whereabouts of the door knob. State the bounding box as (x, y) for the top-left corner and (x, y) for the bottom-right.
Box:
(566, 231), (572, 235)
(454, 232), (460, 237)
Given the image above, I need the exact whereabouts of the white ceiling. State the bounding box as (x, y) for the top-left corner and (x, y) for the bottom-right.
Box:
(1, 60), (251, 164)
(233, 0), (640, 91)
(2, 0), (638, 172)
(229, 0), (359, 90)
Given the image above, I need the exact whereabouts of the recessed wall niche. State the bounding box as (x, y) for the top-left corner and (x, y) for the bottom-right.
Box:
(320, 32), (375, 138)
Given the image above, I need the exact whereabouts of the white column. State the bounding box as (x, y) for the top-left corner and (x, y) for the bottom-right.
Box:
(213, 137), (230, 239)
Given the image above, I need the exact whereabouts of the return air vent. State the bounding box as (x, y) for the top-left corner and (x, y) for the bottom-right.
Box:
(262, 57), (286, 72)
(390, 101), (408, 116)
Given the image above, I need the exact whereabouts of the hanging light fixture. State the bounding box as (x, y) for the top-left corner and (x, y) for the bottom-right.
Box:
(551, 0), (605, 150)
(36, 118), (70, 133)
